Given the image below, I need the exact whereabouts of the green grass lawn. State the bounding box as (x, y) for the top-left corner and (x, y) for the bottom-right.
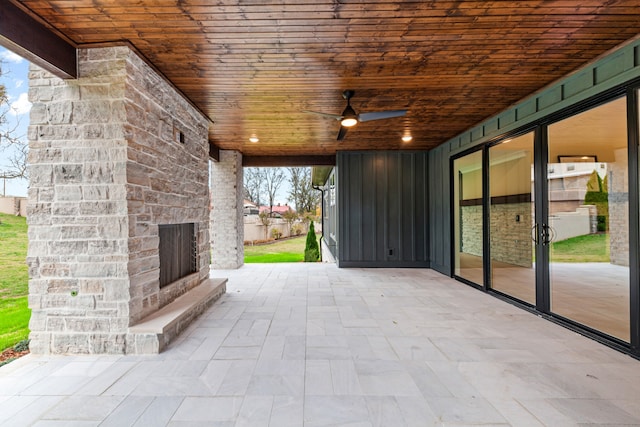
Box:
(550, 232), (609, 263)
(244, 234), (310, 263)
(0, 213), (30, 351)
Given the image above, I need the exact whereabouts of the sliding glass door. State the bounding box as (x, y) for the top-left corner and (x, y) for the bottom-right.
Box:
(452, 94), (636, 346)
(488, 132), (536, 304)
(453, 150), (484, 285)
(546, 97), (630, 342)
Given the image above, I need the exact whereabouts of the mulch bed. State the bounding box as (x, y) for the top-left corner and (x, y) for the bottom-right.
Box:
(0, 347), (29, 365)
(244, 235), (306, 246)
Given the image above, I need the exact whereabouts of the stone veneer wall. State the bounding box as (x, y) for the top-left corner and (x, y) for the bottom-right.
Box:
(210, 150), (244, 269)
(461, 203), (532, 268)
(609, 148), (629, 267)
(489, 203), (533, 268)
(460, 205), (483, 258)
(123, 48), (210, 323)
(27, 46), (210, 354)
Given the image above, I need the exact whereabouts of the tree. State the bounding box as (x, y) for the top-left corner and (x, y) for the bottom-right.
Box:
(0, 66), (27, 189)
(244, 167), (287, 214)
(288, 167), (320, 214)
(263, 167), (286, 215)
(586, 170), (603, 192)
(281, 208), (298, 236)
(585, 169), (608, 232)
(243, 167), (265, 206)
(304, 219), (320, 262)
(258, 210), (272, 240)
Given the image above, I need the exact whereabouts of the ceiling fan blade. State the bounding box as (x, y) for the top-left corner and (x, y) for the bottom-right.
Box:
(303, 110), (343, 121)
(358, 110), (407, 122)
(337, 126), (349, 141)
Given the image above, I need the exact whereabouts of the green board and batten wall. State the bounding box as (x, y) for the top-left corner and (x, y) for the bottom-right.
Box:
(320, 38), (640, 272)
(428, 37), (640, 275)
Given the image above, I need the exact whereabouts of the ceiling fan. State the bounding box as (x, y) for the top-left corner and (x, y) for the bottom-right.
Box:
(305, 90), (407, 141)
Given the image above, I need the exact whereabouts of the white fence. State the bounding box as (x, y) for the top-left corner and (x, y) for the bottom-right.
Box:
(549, 206), (594, 242)
(244, 216), (308, 242)
(0, 197), (27, 217)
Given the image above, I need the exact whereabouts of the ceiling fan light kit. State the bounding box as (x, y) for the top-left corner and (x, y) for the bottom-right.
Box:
(340, 116), (358, 127)
(305, 90), (407, 141)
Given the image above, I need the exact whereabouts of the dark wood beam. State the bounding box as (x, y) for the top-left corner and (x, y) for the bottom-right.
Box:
(209, 142), (220, 161)
(243, 155), (336, 167)
(0, 1), (76, 79)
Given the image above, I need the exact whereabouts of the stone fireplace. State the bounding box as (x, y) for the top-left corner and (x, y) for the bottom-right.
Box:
(26, 45), (225, 354)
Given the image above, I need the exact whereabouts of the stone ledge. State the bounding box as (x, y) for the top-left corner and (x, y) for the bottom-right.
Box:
(126, 277), (227, 354)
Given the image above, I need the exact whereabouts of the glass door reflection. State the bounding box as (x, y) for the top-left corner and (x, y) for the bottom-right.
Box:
(489, 133), (536, 304)
(454, 150), (484, 285)
(547, 97), (630, 342)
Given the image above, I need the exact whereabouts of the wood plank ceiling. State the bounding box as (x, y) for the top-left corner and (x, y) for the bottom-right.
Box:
(13, 0), (640, 161)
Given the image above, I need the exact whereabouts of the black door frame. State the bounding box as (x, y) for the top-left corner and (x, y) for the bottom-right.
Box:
(450, 80), (640, 358)
(450, 146), (485, 290)
(627, 85), (639, 354)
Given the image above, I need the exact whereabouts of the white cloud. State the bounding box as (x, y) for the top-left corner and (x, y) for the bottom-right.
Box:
(0, 49), (24, 64)
(15, 79), (24, 89)
(9, 92), (31, 116)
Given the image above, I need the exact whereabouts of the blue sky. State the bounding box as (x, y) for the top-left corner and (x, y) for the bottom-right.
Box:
(1, 46), (30, 197)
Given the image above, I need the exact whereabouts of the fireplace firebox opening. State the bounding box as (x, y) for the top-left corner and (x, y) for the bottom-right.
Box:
(158, 223), (197, 288)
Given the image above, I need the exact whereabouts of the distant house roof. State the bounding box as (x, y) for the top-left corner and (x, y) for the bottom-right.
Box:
(259, 204), (294, 215)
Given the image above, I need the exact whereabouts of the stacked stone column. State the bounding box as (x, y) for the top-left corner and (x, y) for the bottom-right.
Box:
(210, 151), (244, 269)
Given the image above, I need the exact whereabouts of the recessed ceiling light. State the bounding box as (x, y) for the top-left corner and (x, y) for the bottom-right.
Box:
(249, 135), (259, 143)
(402, 135), (413, 142)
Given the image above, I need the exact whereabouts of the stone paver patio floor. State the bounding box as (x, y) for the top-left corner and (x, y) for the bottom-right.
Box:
(1, 263), (639, 426)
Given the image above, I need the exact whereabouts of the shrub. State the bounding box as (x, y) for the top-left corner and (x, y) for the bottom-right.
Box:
(585, 172), (608, 232)
(291, 224), (303, 236)
(584, 191), (608, 204)
(13, 339), (29, 352)
(586, 170), (603, 192)
(270, 228), (283, 240)
(0, 340), (30, 368)
(248, 239), (275, 245)
(304, 221), (320, 262)
(585, 191), (608, 231)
